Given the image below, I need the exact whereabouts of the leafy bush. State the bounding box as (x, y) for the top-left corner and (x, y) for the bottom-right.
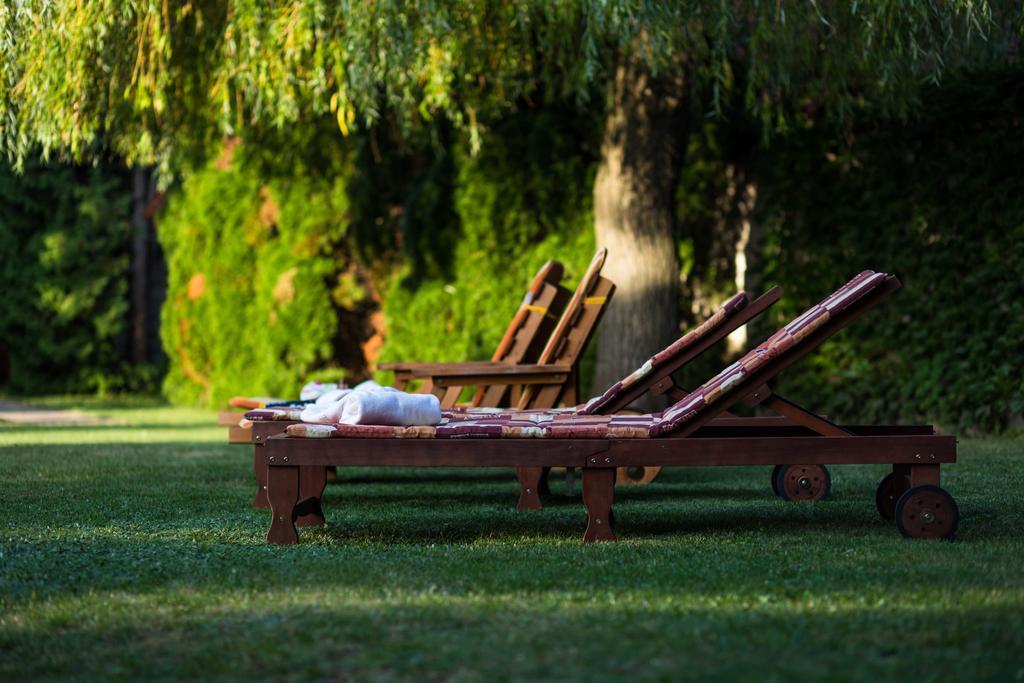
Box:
(0, 160), (143, 394)
(749, 71), (1024, 431)
(158, 151), (358, 406)
(375, 110), (598, 392)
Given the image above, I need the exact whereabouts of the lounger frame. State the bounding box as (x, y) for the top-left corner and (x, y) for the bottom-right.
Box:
(259, 423), (954, 544)
(257, 273), (959, 544)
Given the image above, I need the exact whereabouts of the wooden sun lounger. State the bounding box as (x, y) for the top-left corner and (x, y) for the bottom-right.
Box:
(256, 271), (959, 545)
(246, 283), (784, 507)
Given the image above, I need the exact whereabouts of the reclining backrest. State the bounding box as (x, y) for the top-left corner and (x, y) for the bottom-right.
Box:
(649, 270), (896, 437)
(579, 291), (751, 415)
(517, 247), (615, 410)
(472, 260), (572, 407)
(490, 260), (571, 365)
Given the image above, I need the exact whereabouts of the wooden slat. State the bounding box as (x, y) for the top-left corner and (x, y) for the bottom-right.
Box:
(218, 411), (244, 426)
(264, 432), (954, 469)
(264, 434), (606, 467)
(227, 426), (252, 444)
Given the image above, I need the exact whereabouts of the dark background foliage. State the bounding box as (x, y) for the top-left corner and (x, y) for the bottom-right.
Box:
(0, 160), (158, 394)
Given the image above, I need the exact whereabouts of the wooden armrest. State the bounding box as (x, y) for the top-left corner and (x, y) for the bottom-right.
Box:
(379, 360), (502, 373)
(410, 363), (572, 387)
(408, 363), (571, 377)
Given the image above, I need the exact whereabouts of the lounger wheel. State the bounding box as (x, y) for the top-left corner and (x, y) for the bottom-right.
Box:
(875, 472), (911, 520)
(770, 465), (785, 497)
(894, 485), (959, 540)
(616, 466), (662, 486)
(775, 464), (831, 502)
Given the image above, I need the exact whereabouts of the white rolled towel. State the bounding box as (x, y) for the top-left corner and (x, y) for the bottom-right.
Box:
(314, 388), (352, 406)
(299, 381), (341, 401)
(340, 391), (441, 426)
(300, 388), (353, 423)
(352, 379), (401, 394)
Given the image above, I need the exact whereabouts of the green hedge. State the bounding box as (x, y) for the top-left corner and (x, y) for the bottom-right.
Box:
(0, 160), (143, 394)
(748, 71), (1024, 431)
(157, 154), (355, 406)
(376, 110), (598, 391)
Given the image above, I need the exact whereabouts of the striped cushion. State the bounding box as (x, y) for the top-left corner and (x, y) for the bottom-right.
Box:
(650, 270), (887, 436)
(284, 411), (654, 440)
(244, 408), (304, 422)
(580, 291), (749, 414)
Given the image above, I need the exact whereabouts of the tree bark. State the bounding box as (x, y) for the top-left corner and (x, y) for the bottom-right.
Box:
(592, 58), (688, 410)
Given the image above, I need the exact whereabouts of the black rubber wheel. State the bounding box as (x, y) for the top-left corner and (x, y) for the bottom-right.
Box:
(776, 464), (831, 502)
(875, 472), (910, 520)
(771, 465), (786, 497)
(894, 485), (959, 540)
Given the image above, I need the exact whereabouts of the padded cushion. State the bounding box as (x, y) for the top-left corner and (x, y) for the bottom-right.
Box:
(649, 270), (887, 436)
(244, 408), (304, 422)
(580, 291), (750, 414)
(284, 411), (654, 440)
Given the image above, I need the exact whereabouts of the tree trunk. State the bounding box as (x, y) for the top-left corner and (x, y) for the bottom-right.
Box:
(592, 58), (688, 410)
(724, 167), (759, 354)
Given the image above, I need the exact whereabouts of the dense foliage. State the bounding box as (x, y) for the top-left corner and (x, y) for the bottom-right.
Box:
(0, 160), (145, 394)
(157, 147), (358, 406)
(748, 71), (1024, 432)
(157, 109), (598, 405)
(0, 1), (999, 173)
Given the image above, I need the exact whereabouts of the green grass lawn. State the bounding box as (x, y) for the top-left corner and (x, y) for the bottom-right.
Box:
(1, 397), (1022, 682)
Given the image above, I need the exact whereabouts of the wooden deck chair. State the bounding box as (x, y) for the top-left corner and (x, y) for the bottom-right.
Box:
(405, 247), (614, 410)
(380, 259), (572, 407)
(252, 270), (958, 545)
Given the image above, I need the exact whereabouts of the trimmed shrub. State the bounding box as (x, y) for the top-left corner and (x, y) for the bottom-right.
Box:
(157, 152), (359, 406)
(0, 160), (142, 394)
(749, 71), (1024, 431)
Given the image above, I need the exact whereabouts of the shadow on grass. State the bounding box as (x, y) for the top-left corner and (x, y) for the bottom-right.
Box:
(2, 596), (1021, 682)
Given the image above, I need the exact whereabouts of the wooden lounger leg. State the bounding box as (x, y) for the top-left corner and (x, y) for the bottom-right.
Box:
(267, 466), (300, 545)
(909, 464), (940, 486)
(582, 468), (616, 542)
(252, 447), (270, 509)
(295, 466), (328, 527)
(516, 467), (545, 510)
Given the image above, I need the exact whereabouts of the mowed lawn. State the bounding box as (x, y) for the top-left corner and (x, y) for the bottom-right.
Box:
(1, 397), (1022, 682)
